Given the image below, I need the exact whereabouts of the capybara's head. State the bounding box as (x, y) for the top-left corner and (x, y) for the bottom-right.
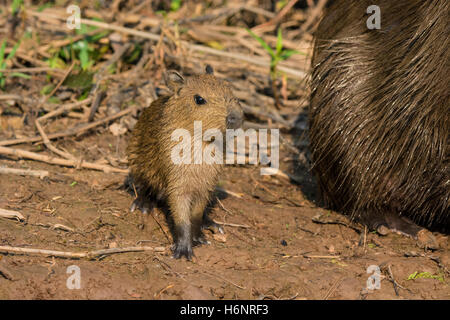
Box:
(163, 66), (243, 133)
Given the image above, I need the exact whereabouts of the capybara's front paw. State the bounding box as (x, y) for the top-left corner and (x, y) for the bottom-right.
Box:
(172, 240), (193, 260)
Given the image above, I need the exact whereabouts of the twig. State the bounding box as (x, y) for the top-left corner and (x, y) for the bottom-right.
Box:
(296, 0), (327, 36)
(35, 120), (76, 160)
(323, 276), (344, 300)
(383, 264), (409, 295)
(243, 121), (286, 130)
(75, 105), (136, 137)
(250, 174), (303, 207)
(0, 167), (48, 179)
(0, 264), (15, 281)
(312, 212), (362, 234)
(154, 284), (175, 299)
(0, 245), (165, 260)
(240, 103), (293, 129)
(0, 94), (29, 101)
(0, 67), (61, 73)
(33, 223), (75, 233)
(88, 43), (132, 121)
(0, 146), (128, 173)
(149, 211), (172, 244)
(256, 167), (303, 185)
(37, 62), (75, 111)
(214, 220), (250, 229)
(252, 0), (300, 32)
(216, 186), (244, 198)
(216, 197), (233, 215)
(0, 208), (25, 221)
(88, 89), (105, 122)
(37, 98), (93, 121)
(242, 5), (276, 19)
(200, 269), (246, 290)
(35, 63), (76, 160)
(303, 255), (341, 259)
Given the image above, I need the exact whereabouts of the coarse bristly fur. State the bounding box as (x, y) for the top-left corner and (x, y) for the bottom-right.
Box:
(127, 67), (243, 259)
(309, 0), (449, 234)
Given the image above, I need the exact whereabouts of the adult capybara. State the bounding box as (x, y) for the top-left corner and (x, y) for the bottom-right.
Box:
(127, 66), (243, 259)
(309, 0), (449, 236)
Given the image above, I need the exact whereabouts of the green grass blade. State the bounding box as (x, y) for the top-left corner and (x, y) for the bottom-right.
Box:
(5, 41), (21, 61)
(276, 28), (283, 55)
(279, 49), (300, 61)
(246, 28), (275, 58)
(0, 40), (7, 69)
(10, 72), (31, 79)
(79, 40), (90, 70)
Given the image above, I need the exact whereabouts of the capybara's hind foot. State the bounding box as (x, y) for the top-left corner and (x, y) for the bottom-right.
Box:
(193, 235), (210, 246)
(129, 196), (154, 214)
(202, 215), (224, 234)
(384, 213), (422, 238)
(364, 213), (440, 248)
(362, 211), (422, 238)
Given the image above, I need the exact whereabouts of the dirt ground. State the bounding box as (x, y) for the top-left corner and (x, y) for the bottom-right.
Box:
(0, 0), (449, 301)
(0, 130), (448, 299)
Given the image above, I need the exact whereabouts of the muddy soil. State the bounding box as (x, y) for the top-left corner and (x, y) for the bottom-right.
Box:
(0, 131), (448, 300)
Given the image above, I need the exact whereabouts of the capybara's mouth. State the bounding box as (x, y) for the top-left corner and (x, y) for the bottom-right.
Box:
(226, 110), (243, 129)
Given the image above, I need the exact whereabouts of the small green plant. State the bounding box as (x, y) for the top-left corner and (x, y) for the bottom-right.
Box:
(0, 40), (30, 89)
(276, 0), (288, 10)
(407, 271), (444, 282)
(246, 28), (299, 108)
(11, 0), (23, 14)
(72, 39), (93, 71)
(45, 21), (110, 94)
(170, 0), (182, 11)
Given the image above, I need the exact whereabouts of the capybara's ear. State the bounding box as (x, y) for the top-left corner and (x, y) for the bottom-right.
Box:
(205, 65), (214, 75)
(164, 70), (185, 95)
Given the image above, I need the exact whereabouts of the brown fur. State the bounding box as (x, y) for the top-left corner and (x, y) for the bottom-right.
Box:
(309, 0), (449, 232)
(127, 68), (243, 259)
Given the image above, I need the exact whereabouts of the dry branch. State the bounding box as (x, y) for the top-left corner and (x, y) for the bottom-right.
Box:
(0, 146), (128, 173)
(0, 208), (25, 221)
(0, 167), (48, 179)
(0, 245), (166, 260)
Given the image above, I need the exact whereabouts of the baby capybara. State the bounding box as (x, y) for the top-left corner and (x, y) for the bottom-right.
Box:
(309, 0), (449, 235)
(127, 66), (243, 259)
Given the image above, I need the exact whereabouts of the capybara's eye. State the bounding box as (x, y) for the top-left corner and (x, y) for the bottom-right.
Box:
(194, 95), (207, 105)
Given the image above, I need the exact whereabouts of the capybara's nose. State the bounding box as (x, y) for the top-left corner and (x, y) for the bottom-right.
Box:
(226, 110), (243, 129)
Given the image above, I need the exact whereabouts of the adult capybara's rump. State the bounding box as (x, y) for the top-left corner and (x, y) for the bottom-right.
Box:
(309, 0), (449, 234)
